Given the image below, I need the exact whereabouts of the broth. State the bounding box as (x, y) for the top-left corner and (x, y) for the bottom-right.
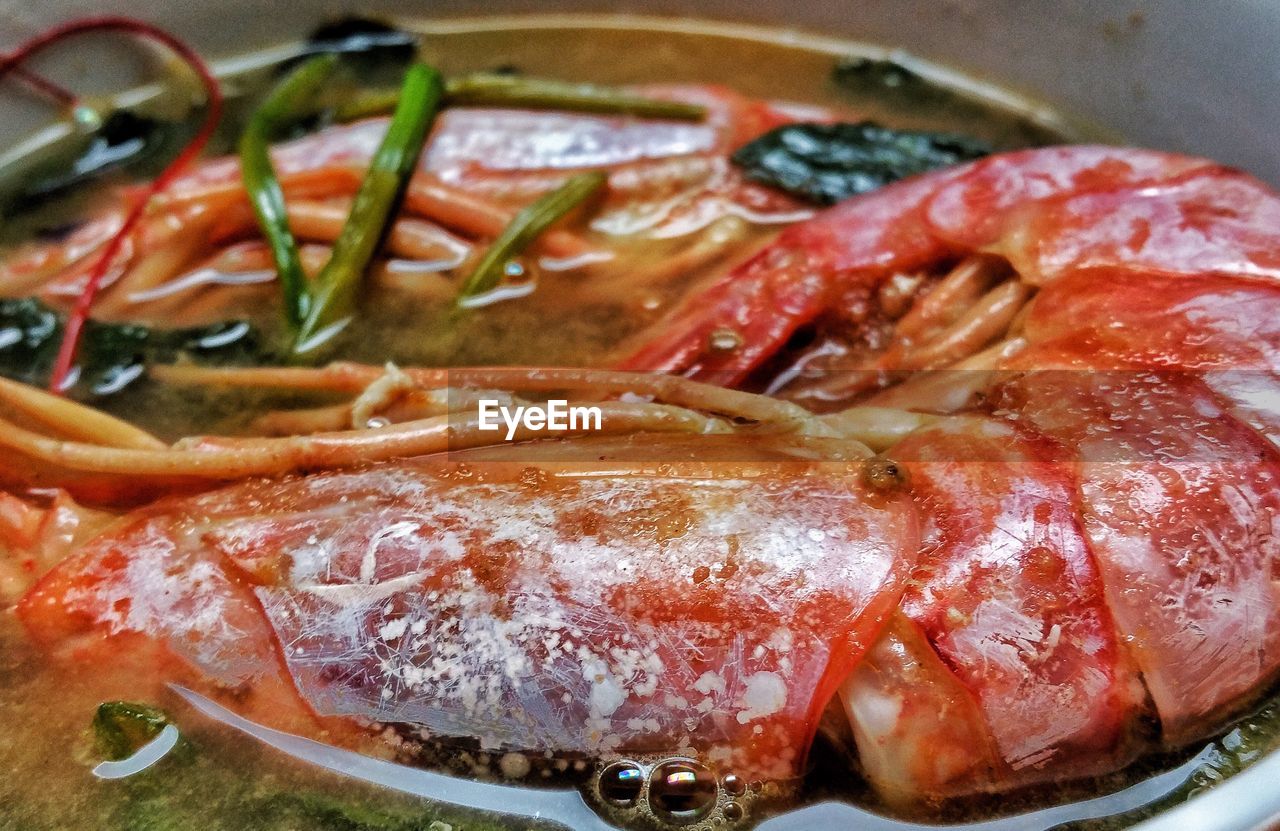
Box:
(0, 16), (1089, 441)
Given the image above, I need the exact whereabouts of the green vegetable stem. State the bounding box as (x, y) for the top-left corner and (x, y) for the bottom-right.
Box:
(241, 57), (444, 357)
(456, 170), (607, 305)
(334, 74), (707, 123)
(293, 62), (444, 356)
(239, 54), (341, 331)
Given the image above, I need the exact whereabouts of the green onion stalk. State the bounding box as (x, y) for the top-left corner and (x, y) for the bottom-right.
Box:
(293, 61), (444, 355)
(456, 170), (607, 305)
(335, 73), (707, 123)
(238, 54), (340, 330)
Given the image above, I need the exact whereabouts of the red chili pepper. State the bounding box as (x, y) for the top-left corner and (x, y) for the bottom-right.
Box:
(0, 16), (223, 393)
(8, 65), (78, 106)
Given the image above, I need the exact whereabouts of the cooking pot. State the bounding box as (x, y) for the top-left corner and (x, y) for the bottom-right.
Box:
(2, 2), (1278, 829)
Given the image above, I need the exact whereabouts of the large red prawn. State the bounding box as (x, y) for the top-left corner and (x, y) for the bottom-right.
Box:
(1, 36), (1279, 827)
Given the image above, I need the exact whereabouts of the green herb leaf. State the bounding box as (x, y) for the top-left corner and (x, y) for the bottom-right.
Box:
(456, 170), (606, 305)
(299, 16), (417, 71)
(0, 297), (262, 396)
(731, 121), (990, 205)
(93, 701), (171, 761)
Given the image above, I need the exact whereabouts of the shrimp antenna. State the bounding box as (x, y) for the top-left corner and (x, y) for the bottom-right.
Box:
(0, 16), (224, 394)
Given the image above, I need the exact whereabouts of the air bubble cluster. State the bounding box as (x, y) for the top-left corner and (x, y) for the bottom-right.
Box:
(587, 757), (761, 829)
(650, 760), (717, 822)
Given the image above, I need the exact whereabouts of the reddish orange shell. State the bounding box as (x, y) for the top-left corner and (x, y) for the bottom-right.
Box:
(996, 368), (1280, 739)
(895, 418), (1139, 778)
(20, 435), (918, 780)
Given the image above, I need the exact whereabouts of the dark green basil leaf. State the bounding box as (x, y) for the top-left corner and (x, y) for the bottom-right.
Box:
(0, 297), (264, 396)
(731, 121), (990, 205)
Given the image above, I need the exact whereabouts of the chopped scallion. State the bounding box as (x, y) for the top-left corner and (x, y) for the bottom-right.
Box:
(239, 54), (340, 330)
(332, 75), (707, 123)
(294, 62), (444, 356)
(445, 74), (707, 120)
(456, 171), (607, 305)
